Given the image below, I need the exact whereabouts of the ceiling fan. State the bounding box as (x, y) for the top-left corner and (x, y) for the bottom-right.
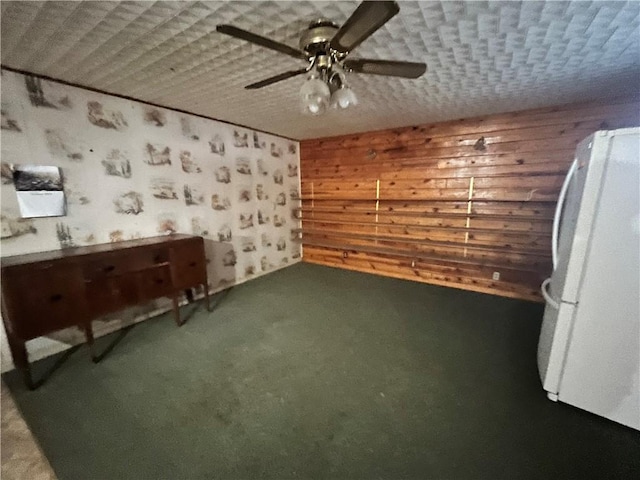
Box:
(216, 1), (426, 115)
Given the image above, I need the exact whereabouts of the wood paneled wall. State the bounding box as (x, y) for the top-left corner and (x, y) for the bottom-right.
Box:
(298, 98), (640, 302)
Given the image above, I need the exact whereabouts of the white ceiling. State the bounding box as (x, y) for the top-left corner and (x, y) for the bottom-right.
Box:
(1, 1), (639, 140)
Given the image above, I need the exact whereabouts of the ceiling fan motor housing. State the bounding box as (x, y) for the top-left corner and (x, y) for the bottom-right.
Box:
(300, 20), (339, 56)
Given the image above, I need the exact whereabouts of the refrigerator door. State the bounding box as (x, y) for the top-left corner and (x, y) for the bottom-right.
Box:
(538, 299), (577, 397)
(558, 129), (640, 430)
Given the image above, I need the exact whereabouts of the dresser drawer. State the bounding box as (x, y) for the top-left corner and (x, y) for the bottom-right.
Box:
(170, 240), (207, 289)
(83, 253), (140, 280)
(137, 265), (173, 302)
(82, 247), (170, 281)
(2, 265), (88, 339)
(85, 274), (139, 316)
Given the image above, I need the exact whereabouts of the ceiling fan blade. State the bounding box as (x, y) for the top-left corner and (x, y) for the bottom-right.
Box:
(245, 68), (308, 89)
(343, 59), (426, 78)
(216, 25), (308, 61)
(330, 1), (400, 54)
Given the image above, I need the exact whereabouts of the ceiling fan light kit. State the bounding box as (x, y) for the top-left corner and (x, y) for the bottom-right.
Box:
(300, 63), (358, 115)
(216, 1), (426, 116)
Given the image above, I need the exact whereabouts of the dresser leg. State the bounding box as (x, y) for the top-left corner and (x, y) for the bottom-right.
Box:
(203, 283), (211, 312)
(7, 336), (33, 390)
(82, 323), (98, 363)
(172, 295), (182, 326)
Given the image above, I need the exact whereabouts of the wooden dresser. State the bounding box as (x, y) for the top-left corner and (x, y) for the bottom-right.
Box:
(1, 234), (210, 389)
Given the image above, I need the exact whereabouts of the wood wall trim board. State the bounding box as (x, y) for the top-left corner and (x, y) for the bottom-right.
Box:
(300, 98), (640, 301)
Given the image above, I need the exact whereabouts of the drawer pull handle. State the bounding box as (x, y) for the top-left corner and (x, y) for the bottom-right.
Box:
(155, 279), (164, 284)
(104, 265), (116, 272)
(189, 261), (197, 267)
(154, 255), (163, 263)
(50, 294), (63, 302)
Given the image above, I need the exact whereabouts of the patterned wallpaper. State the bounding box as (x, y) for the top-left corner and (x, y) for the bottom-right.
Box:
(0, 69), (301, 369)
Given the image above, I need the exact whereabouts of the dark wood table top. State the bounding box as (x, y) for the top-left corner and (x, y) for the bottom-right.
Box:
(1, 234), (200, 268)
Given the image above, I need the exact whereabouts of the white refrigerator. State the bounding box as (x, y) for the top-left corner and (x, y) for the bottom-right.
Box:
(538, 127), (640, 431)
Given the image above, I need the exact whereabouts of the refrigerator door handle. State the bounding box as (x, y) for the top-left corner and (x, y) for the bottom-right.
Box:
(541, 278), (560, 309)
(552, 159), (578, 270)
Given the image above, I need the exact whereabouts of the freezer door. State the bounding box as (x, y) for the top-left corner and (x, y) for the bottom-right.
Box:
(538, 300), (577, 396)
(558, 129), (640, 430)
(549, 134), (609, 304)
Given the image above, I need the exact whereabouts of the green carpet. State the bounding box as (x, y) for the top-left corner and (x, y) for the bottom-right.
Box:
(4, 263), (640, 479)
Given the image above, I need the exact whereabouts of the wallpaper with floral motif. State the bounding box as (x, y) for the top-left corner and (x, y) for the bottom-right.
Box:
(0, 69), (301, 370)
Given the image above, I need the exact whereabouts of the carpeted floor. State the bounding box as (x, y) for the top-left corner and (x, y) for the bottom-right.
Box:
(1, 382), (56, 480)
(3, 263), (640, 479)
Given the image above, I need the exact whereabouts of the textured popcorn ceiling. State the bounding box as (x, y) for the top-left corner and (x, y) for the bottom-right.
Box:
(1, 1), (639, 140)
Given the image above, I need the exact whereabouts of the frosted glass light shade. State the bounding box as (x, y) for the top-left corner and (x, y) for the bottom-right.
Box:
(300, 76), (330, 115)
(331, 86), (358, 109)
